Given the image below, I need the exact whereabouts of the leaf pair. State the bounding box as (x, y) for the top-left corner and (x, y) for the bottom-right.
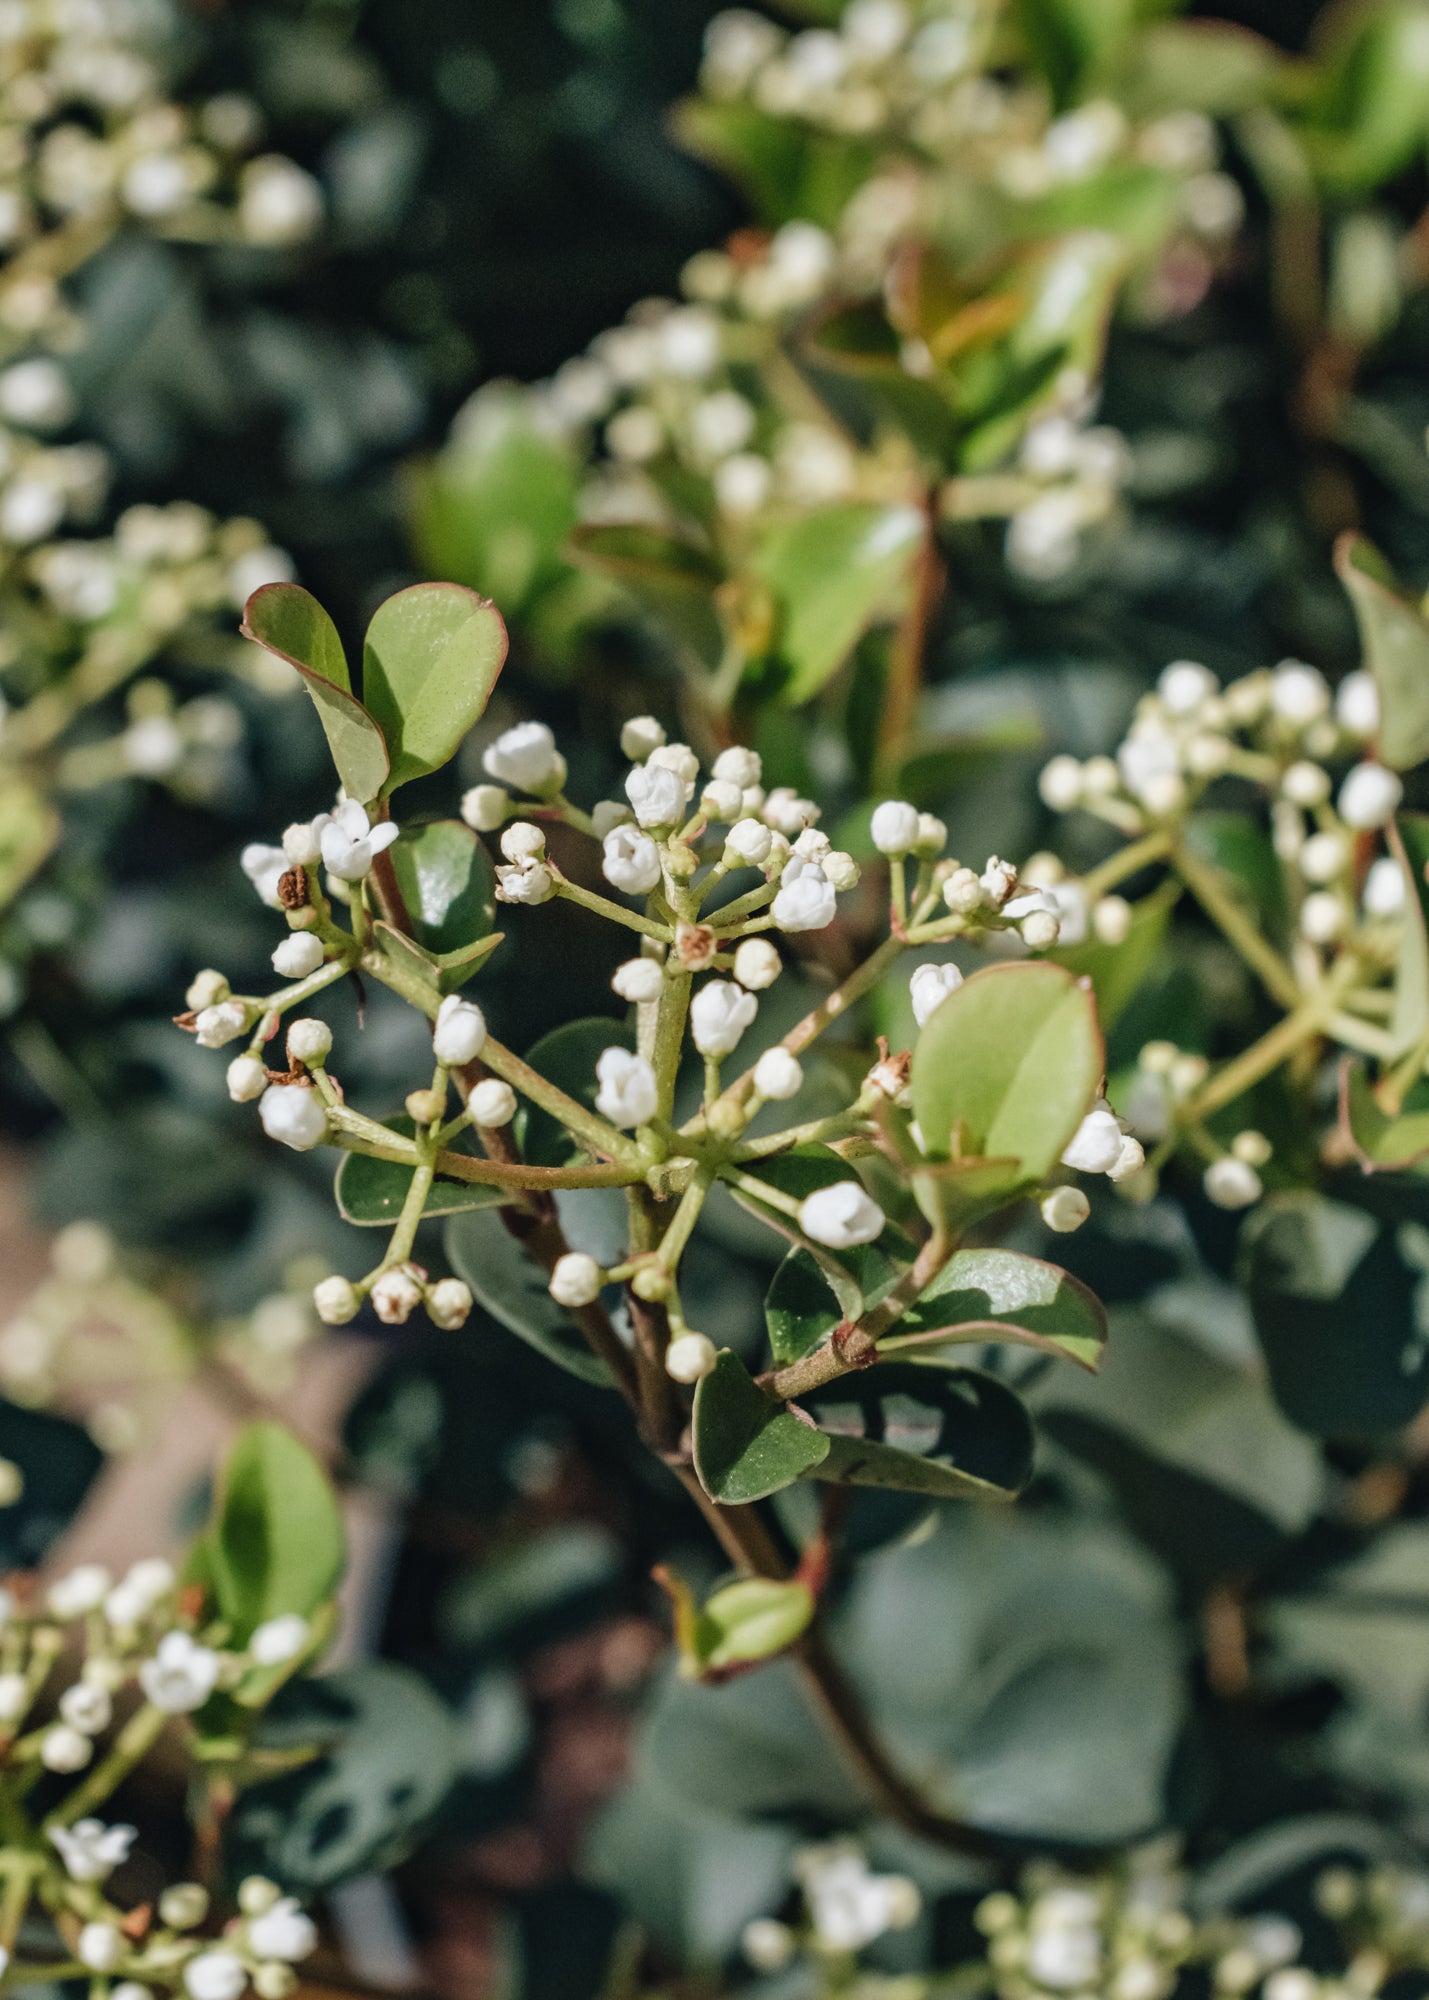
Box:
(242, 581), (508, 802)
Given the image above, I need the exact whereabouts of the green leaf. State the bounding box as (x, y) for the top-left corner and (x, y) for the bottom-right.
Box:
(694, 1577), (816, 1675)
(0, 1402), (102, 1571)
(1121, 21), (1281, 118)
(752, 504), (924, 704)
(1012, 0), (1141, 102)
(1335, 534), (1429, 770)
(1300, 3), (1429, 194)
(335, 1116), (510, 1226)
(1389, 817), (1429, 1056)
(205, 1423), (346, 1642)
(362, 583), (507, 792)
(1243, 1193), (1429, 1438)
(567, 523), (725, 669)
(517, 1018), (636, 1167)
(1051, 881), (1179, 1032)
(408, 407), (579, 614)
(387, 820), (496, 957)
(444, 1206), (616, 1386)
(802, 1364), (1034, 1501)
(910, 961), (1103, 1195)
(673, 98), (877, 228)
(241, 583), (389, 803)
(764, 1240), (893, 1366)
(692, 1349), (830, 1504)
(1340, 1058), (1429, 1171)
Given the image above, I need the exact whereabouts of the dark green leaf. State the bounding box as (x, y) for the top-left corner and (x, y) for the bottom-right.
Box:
(1340, 1058), (1429, 1172)
(387, 820), (497, 957)
(0, 1402), (102, 1571)
(408, 412), (579, 615)
(335, 1116), (510, 1226)
(445, 1206), (616, 1386)
(1335, 534), (1429, 770)
(801, 1363), (1033, 1500)
(1389, 817), (1429, 1056)
(362, 583), (507, 791)
(1012, 0), (1140, 102)
(205, 1423), (346, 1642)
(241, 583), (389, 803)
(752, 504), (924, 704)
(692, 1349), (830, 1504)
(1051, 881), (1179, 1032)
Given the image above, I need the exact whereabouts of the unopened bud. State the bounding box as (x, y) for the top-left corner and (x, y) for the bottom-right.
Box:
(1041, 1186), (1091, 1233)
(186, 969), (230, 1011)
(405, 1088), (445, 1126)
(313, 1277), (359, 1325)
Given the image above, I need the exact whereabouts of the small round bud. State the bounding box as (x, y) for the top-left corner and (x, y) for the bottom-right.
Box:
(195, 1000), (251, 1049)
(1108, 1134), (1145, 1182)
(433, 994), (487, 1067)
(943, 867), (985, 915)
(1157, 659), (1217, 713)
(1232, 1129), (1273, 1167)
(1041, 1186), (1091, 1233)
(1299, 831), (1349, 883)
(753, 1047), (803, 1100)
(612, 958), (665, 1004)
(1140, 1039), (1178, 1074)
(469, 1078), (517, 1127)
(914, 813), (947, 856)
(1091, 895), (1132, 944)
(427, 1279), (474, 1330)
(160, 1884), (210, 1930)
(41, 1725), (92, 1773)
(550, 1253), (602, 1309)
(239, 1878), (282, 1917)
(282, 821), (322, 867)
(272, 933), (324, 980)
(665, 841), (700, 880)
(706, 1099), (746, 1140)
(733, 938), (781, 990)
(404, 1089), (445, 1126)
(870, 799), (920, 855)
(799, 1182), (885, 1249)
(700, 778), (743, 821)
(725, 817), (773, 866)
(227, 1055), (268, 1103)
(313, 1277), (360, 1325)
(1021, 909), (1061, 949)
(0, 1673), (28, 1724)
(1204, 1157), (1263, 1209)
(742, 1919), (794, 1972)
(254, 1967), (298, 2000)
(822, 849), (860, 892)
(1336, 671), (1379, 736)
(1282, 760), (1330, 807)
(186, 969), (230, 1011)
(286, 1018), (332, 1065)
(259, 1084), (327, 1151)
(461, 784), (510, 833)
(665, 1332), (718, 1383)
(620, 715), (667, 761)
(631, 1264), (670, 1301)
(77, 1922), (123, 1970)
(1339, 760), (1403, 830)
(712, 746), (761, 790)
(1039, 756), (1083, 810)
(1299, 891), (1344, 944)
(500, 821), (546, 861)
(371, 1266), (423, 1326)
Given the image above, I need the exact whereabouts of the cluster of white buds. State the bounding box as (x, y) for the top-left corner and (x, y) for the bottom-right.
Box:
(313, 1266), (473, 1333)
(972, 1861), (1203, 2000)
(740, 1839), (919, 1970)
(1004, 407), (1134, 583)
(1315, 1864), (1429, 1969)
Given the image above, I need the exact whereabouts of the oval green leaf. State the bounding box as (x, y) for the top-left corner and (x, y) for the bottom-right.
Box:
(362, 582), (508, 792)
(335, 1117), (510, 1226)
(242, 583), (389, 804)
(801, 1364), (1033, 1501)
(444, 1206), (616, 1386)
(387, 820), (496, 957)
(752, 502), (924, 704)
(204, 1422), (346, 1642)
(692, 1349), (831, 1505)
(1335, 534), (1429, 771)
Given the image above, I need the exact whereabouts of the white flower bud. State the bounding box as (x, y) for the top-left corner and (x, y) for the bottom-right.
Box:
(160, 1884), (211, 1930)
(823, 850), (860, 891)
(1141, 771), (1186, 816)
(743, 1920), (795, 1972)
(625, 762), (685, 827)
(78, 1923), (124, 1971)
(426, 1279), (474, 1330)
(753, 1048), (803, 1100)
(1108, 1134), (1146, 1181)
(914, 813), (946, 855)
(247, 1900), (317, 1964)
(1299, 831), (1349, 883)
(1232, 1129), (1273, 1167)
(701, 777), (744, 821)
(1021, 909), (1061, 949)
(690, 980), (758, 1058)
(42, 1725), (93, 1773)
(550, 1253), (603, 1308)
(239, 1878), (283, 1916)
(1039, 756), (1084, 810)
(1272, 660), (1330, 724)
(595, 1047), (659, 1127)
(713, 746), (761, 789)
(665, 1332), (718, 1383)
(184, 1952), (248, 2000)
(591, 800), (631, 838)
(763, 787), (819, 835)
(1157, 659), (1217, 713)
(733, 938), (781, 989)
(227, 1055), (268, 1103)
(1042, 1186), (1091, 1232)
(59, 1683), (111, 1734)
(1364, 856), (1406, 916)
(603, 825), (663, 895)
(943, 868), (985, 915)
(612, 958), (665, 1004)
(1186, 733), (1232, 776)
(469, 1078), (517, 1127)
(461, 784), (510, 833)
(1091, 895), (1132, 944)
(772, 867), (836, 932)
(258, 1084), (328, 1152)
(1282, 760), (1330, 807)
(910, 961), (963, 1026)
(495, 857), (555, 904)
(313, 1276), (359, 1325)
(1062, 1104), (1125, 1175)
(725, 817), (773, 865)
(195, 1000), (250, 1049)
(286, 1018), (332, 1065)
(500, 821), (547, 862)
(371, 1266), (424, 1326)
(49, 1565), (110, 1617)
(979, 857), (1017, 907)
(1336, 670), (1379, 736)
(870, 800), (920, 854)
(620, 715), (667, 761)
(1338, 761), (1403, 829)
(281, 820), (322, 867)
(433, 994), (487, 1067)
(0, 1673), (27, 1723)
(483, 721), (564, 795)
(272, 934), (324, 980)
(1204, 1157), (1262, 1209)
(319, 801), (399, 882)
(1299, 891), (1344, 944)
(799, 1182), (885, 1249)
(186, 969), (230, 1011)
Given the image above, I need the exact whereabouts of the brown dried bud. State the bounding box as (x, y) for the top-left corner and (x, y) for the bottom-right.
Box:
(675, 922), (717, 971)
(277, 866), (310, 911)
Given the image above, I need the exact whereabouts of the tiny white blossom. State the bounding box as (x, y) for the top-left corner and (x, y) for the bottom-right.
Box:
(483, 721), (565, 795)
(319, 801), (399, 883)
(1038, 757), (1082, 812)
(1336, 670), (1379, 736)
(195, 1000), (249, 1049)
(123, 715), (184, 777)
(287, 1018), (332, 1066)
(603, 825), (663, 894)
(1338, 761), (1402, 830)
(742, 1919), (795, 1972)
(1364, 856), (1406, 916)
(49, 1564), (111, 1617)
(124, 1558), (175, 1605)
(1204, 1157), (1263, 1209)
(763, 787), (820, 835)
(500, 821), (546, 861)
(1157, 659), (1217, 714)
(715, 452), (772, 515)
(313, 1276), (360, 1325)
(240, 157), (322, 245)
(272, 933), (324, 980)
(594, 1048), (659, 1127)
(469, 1078), (517, 1126)
(259, 1084), (327, 1152)
(980, 857), (1018, 907)
(753, 1047), (803, 1100)
(495, 857), (555, 903)
(427, 1278), (474, 1330)
(1271, 660), (1330, 725)
(242, 843), (290, 909)
(1042, 1186), (1091, 1232)
(612, 958), (664, 1003)
(914, 813), (946, 856)
(772, 865), (837, 932)
(550, 1253), (603, 1308)
(625, 761), (686, 827)
(1298, 831), (1348, 883)
(41, 1725), (92, 1772)
(371, 1266), (423, 1326)
(249, 1615), (309, 1668)
(733, 938), (781, 989)
(49, 1819), (137, 1884)
(910, 961), (963, 1026)
(713, 746), (762, 790)
(701, 777), (744, 820)
(944, 867), (985, 915)
(690, 980), (758, 1058)
(1299, 891), (1344, 944)
(78, 1922), (125, 1972)
(433, 994), (487, 1067)
(247, 1900), (318, 1963)
(799, 1182), (885, 1249)
(461, 784), (509, 833)
(140, 1632), (221, 1713)
(665, 1332), (718, 1383)
(870, 800), (920, 854)
(59, 1683), (112, 1734)
(725, 817), (773, 865)
(796, 1842), (919, 1953)
(620, 715), (666, 761)
(1282, 760), (1331, 807)
(184, 1951), (249, 2000)
(1062, 1103), (1126, 1175)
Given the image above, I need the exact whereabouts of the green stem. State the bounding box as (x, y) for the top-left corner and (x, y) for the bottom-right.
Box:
(383, 1147), (436, 1268)
(554, 878), (670, 941)
(1182, 1001), (1328, 1126)
(1080, 829), (1173, 903)
(46, 1703), (166, 1828)
(656, 1169), (712, 1275)
(479, 1037), (647, 1166)
(1171, 839), (1302, 1009)
(765, 1223), (950, 1401)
